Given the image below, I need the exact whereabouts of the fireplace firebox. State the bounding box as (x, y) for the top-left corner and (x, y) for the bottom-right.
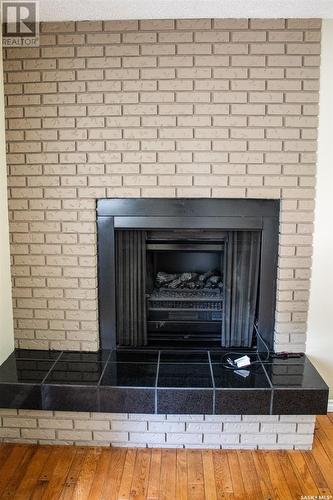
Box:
(97, 199), (279, 351)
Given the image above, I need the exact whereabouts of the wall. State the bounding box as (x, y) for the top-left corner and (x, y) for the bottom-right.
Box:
(3, 18), (321, 352)
(0, 36), (14, 364)
(307, 19), (333, 397)
(0, 409), (316, 450)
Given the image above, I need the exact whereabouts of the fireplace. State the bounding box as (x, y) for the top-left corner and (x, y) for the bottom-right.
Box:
(97, 199), (279, 351)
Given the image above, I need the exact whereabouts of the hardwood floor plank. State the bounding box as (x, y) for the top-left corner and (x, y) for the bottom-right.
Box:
(0, 445), (32, 496)
(0, 444), (13, 470)
(0, 444), (36, 499)
(311, 435), (333, 493)
(100, 447), (127, 500)
(160, 449), (176, 500)
(60, 447), (88, 500)
(187, 450), (205, 500)
(287, 449), (320, 497)
(316, 415), (333, 458)
(85, 448), (112, 500)
(252, 450), (275, 500)
(71, 447), (102, 500)
(147, 449), (162, 500)
(13, 445), (52, 500)
(212, 449), (233, 499)
(129, 449), (151, 500)
(277, 450), (303, 499)
(118, 449), (137, 500)
(302, 449), (332, 497)
(31, 446), (76, 500)
(316, 427), (333, 466)
(237, 450), (262, 500)
(175, 449), (187, 500)
(227, 451), (246, 500)
(318, 415), (333, 440)
(260, 450), (293, 500)
(202, 450), (217, 500)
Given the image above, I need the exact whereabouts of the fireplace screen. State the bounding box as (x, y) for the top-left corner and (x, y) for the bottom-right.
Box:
(115, 229), (260, 348)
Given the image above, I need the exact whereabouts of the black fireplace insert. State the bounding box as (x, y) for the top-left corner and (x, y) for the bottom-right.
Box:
(97, 199), (279, 351)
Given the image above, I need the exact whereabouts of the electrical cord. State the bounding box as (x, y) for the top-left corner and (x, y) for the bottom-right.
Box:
(219, 322), (270, 371)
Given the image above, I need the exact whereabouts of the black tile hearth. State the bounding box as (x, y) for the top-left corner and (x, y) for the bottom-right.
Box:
(264, 357), (328, 390)
(0, 355), (54, 384)
(100, 387), (155, 413)
(158, 363), (213, 388)
(210, 350), (259, 364)
(263, 357), (329, 415)
(0, 384), (42, 409)
(0, 349), (328, 415)
(100, 362), (157, 387)
(59, 351), (110, 363)
(14, 349), (61, 360)
(159, 351), (209, 363)
(108, 350), (158, 363)
(44, 361), (105, 385)
(212, 363), (270, 389)
(42, 385), (98, 412)
(157, 389), (214, 414)
(272, 389), (328, 415)
(259, 352), (307, 364)
(215, 389), (272, 415)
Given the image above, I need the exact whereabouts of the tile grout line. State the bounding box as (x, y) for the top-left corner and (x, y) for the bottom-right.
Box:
(208, 351), (216, 414)
(97, 350), (113, 386)
(154, 351), (161, 414)
(40, 351), (64, 385)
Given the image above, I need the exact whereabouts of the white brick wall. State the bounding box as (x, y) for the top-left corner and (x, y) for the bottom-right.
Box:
(0, 409), (316, 450)
(3, 18), (321, 352)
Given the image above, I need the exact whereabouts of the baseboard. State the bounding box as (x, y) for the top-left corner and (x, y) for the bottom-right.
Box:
(327, 399), (333, 412)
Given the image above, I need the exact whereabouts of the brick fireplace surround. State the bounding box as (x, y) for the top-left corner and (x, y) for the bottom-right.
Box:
(1, 18), (326, 449)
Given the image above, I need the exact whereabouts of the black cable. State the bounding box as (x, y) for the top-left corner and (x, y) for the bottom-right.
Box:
(219, 322), (270, 371)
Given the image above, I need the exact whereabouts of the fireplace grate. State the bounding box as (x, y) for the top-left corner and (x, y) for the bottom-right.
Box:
(149, 288), (222, 309)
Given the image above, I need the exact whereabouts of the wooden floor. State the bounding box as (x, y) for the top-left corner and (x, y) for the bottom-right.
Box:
(0, 415), (333, 499)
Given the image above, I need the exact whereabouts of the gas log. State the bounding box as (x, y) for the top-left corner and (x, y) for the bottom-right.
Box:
(155, 271), (223, 290)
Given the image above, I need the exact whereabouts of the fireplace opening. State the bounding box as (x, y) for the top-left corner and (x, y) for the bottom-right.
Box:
(147, 232), (225, 346)
(97, 199), (279, 352)
(115, 229), (260, 348)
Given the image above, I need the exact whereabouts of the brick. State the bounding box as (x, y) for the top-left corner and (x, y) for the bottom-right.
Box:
(261, 423), (296, 433)
(186, 422), (222, 432)
(176, 19), (212, 30)
(3, 20), (320, 355)
(278, 433), (314, 445)
(75, 420), (110, 431)
(167, 433), (202, 444)
(105, 20), (139, 31)
(3, 417), (37, 428)
(287, 19), (321, 29)
(213, 19), (248, 29)
(39, 419), (73, 429)
(140, 20), (174, 30)
(21, 429), (56, 440)
(57, 430), (93, 441)
(232, 31), (266, 43)
(204, 433), (239, 445)
(241, 434), (277, 445)
(92, 420), (142, 433)
(149, 422), (184, 432)
(0, 428), (21, 438)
